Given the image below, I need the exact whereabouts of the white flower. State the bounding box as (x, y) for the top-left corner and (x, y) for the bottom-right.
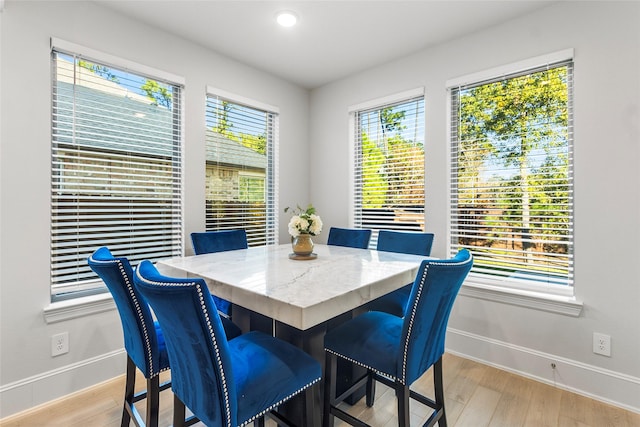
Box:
(308, 214), (323, 235)
(288, 215), (303, 237)
(285, 204), (323, 237)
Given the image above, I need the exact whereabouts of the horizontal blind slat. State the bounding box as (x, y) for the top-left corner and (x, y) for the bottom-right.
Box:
(205, 93), (277, 245)
(51, 50), (183, 294)
(353, 95), (425, 237)
(450, 61), (574, 289)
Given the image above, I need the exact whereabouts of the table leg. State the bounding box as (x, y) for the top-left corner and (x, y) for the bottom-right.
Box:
(232, 305), (367, 426)
(274, 312), (367, 426)
(232, 305), (273, 335)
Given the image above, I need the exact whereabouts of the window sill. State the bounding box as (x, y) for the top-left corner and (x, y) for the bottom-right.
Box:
(44, 293), (116, 324)
(459, 281), (583, 317)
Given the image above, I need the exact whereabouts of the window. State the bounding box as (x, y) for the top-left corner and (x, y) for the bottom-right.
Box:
(351, 89), (425, 246)
(205, 89), (278, 246)
(449, 53), (574, 296)
(51, 40), (183, 300)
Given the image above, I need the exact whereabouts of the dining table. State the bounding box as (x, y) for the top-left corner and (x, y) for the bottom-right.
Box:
(155, 243), (428, 425)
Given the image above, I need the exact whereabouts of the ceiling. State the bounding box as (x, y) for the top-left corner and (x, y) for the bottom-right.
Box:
(97, 1), (555, 89)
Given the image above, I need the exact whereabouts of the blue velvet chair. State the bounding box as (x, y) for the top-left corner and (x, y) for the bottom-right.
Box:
(190, 229), (248, 255)
(327, 227), (372, 249)
(366, 230), (435, 317)
(190, 229), (248, 316)
(323, 249), (473, 427)
(134, 260), (322, 427)
(88, 247), (241, 427)
(88, 247), (171, 427)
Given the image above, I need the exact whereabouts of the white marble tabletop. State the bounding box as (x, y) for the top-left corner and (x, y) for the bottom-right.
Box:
(156, 244), (427, 330)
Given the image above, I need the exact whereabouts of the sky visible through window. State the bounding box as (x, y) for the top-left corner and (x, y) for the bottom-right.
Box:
(58, 53), (175, 110)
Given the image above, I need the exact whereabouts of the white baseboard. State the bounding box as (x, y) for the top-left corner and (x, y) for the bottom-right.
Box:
(0, 350), (126, 420)
(3, 332), (639, 420)
(446, 327), (640, 414)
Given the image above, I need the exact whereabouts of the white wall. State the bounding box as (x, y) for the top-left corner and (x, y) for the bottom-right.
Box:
(0, 0), (309, 417)
(310, 1), (640, 412)
(2, 0), (639, 419)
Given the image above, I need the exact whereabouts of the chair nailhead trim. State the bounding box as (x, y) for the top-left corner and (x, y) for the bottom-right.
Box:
(136, 269), (322, 427)
(135, 270), (234, 427)
(89, 256), (157, 377)
(324, 266), (432, 385)
(401, 264), (428, 384)
(326, 256), (473, 386)
(239, 377), (321, 427)
(402, 257), (472, 383)
(197, 283), (234, 426)
(325, 348), (398, 382)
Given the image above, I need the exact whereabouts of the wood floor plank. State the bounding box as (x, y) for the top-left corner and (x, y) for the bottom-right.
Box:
(2, 354), (638, 427)
(454, 385), (502, 427)
(626, 409), (640, 427)
(556, 415), (591, 427)
(488, 373), (535, 427)
(477, 364), (512, 394)
(345, 383), (396, 426)
(522, 378), (562, 427)
(559, 387), (596, 425)
(442, 397), (466, 427)
(589, 399), (634, 427)
(443, 357), (487, 406)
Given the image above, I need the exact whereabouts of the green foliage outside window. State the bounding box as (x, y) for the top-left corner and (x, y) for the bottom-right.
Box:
(453, 63), (573, 283)
(211, 100), (267, 155)
(359, 98), (425, 232)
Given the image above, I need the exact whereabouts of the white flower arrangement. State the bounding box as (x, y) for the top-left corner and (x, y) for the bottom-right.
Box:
(285, 204), (323, 237)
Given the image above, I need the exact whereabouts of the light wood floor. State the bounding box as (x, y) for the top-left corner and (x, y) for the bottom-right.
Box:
(2, 353), (638, 427)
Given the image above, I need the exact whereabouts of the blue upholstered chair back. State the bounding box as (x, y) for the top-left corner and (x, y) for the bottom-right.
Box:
(134, 260), (238, 427)
(191, 229), (248, 255)
(400, 249), (472, 385)
(87, 247), (162, 378)
(376, 230), (434, 256)
(327, 227), (372, 249)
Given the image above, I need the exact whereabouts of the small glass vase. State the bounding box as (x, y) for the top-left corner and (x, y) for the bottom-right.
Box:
(292, 233), (314, 256)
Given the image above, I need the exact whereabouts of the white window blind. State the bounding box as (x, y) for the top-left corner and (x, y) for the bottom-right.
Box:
(352, 95), (425, 247)
(205, 92), (278, 246)
(449, 59), (574, 293)
(51, 48), (183, 300)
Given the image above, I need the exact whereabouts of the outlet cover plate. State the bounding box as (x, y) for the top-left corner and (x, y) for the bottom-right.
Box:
(52, 332), (69, 356)
(593, 332), (611, 357)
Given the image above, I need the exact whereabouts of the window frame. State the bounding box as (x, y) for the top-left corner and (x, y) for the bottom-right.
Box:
(49, 38), (185, 302)
(204, 87), (279, 247)
(446, 50), (582, 316)
(349, 88), (426, 247)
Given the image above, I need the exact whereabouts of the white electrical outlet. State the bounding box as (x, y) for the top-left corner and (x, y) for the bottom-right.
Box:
(593, 332), (611, 357)
(52, 332), (69, 356)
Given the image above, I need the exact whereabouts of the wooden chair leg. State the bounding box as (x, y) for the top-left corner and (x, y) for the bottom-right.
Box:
(304, 383), (316, 427)
(396, 382), (410, 427)
(173, 394), (186, 427)
(145, 375), (160, 427)
(365, 369), (376, 407)
(433, 358), (447, 427)
(122, 356), (136, 427)
(323, 353), (337, 427)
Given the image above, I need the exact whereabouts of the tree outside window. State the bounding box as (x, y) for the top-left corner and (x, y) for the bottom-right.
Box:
(451, 61), (574, 288)
(354, 96), (425, 242)
(205, 95), (277, 246)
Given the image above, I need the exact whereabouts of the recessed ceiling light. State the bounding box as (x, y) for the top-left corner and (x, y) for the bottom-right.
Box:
(276, 11), (298, 27)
